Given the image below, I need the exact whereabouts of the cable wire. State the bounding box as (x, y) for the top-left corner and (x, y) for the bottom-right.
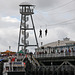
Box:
(36, 18), (75, 27)
(47, 18), (75, 26)
(48, 0), (75, 11)
(35, 0), (75, 15)
(48, 9), (75, 15)
(35, 12), (75, 26)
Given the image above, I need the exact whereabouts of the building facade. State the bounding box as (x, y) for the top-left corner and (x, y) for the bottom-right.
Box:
(35, 37), (75, 58)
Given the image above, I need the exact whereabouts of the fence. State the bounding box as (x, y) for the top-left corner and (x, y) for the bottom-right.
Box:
(34, 52), (75, 58)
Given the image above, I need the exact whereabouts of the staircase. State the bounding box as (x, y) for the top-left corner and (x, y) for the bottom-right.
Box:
(32, 55), (40, 66)
(23, 54), (40, 67)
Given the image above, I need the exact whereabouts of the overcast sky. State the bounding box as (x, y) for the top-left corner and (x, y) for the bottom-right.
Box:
(0, 0), (75, 52)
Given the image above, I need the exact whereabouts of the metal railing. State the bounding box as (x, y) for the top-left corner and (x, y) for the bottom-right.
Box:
(34, 52), (75, 58)
(35, 65), (74, 71)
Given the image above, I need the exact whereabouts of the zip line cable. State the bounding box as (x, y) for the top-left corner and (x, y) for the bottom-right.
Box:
(34, 1), (75, 41)
(35, 9), (75, 25)
(34, 1), (75, 25)
(35, 0), (75, 15)
(47, 18), (75, 26)
(48, 9), (75, 15)
(35, 18), (75, 27)
(37, 10), (75, 25)
(36, 6), (75, 15)
(47, 22), (75, 27)
(34, 10), (75, 29)
(35, 12), (75, 27)
(47, 0), (75, 11)
(35, 9), (75, 15)
(38, 22), (75, 39)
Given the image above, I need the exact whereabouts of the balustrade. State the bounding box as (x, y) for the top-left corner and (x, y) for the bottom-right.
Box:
(34, 52), (75, 58)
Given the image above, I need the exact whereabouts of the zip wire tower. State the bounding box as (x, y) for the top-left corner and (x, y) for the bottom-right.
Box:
(18, 2), (39, 54)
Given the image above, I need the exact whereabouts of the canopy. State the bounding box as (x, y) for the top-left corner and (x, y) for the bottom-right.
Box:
(1, 50), (16, 54)
(18, 50), (24, 54)
(5, 50), (12, 53)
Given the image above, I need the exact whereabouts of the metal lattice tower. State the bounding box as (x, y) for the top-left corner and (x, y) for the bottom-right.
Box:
(18, 2), (39, 54)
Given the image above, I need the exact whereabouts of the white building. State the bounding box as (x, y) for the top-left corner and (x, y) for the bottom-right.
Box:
(35, 37), (75, 56)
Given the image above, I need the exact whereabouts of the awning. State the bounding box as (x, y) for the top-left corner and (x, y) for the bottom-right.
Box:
(18, 50), (24, 54)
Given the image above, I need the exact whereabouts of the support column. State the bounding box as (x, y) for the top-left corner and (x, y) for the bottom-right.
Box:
(57, 70), (59, 75)
(37, 68), (39, 75)
(74, 69), (75, 75)
(43, 67), (44, 75)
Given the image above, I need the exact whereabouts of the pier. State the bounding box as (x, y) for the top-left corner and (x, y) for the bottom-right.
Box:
(32, 52), (75, 75)
(1, 52), (75, 75)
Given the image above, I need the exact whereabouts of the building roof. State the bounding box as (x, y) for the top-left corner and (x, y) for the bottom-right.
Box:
(19, 2), (34, 6)
(42, 38), (75, 48)
(1, 50), (16, 54)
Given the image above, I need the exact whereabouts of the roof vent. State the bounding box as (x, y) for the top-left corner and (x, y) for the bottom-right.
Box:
(58, 40), (60, 45)
(63, 37), (70, 41)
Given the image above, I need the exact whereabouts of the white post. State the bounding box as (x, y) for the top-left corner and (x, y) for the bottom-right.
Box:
(74, 69), (75, 75)
(12, 62), (13, 71)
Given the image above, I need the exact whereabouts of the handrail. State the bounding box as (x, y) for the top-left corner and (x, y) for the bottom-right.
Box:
(32, 55), (40, 66)
(27, 55), (36, 66)
(34, 52), (75, 58)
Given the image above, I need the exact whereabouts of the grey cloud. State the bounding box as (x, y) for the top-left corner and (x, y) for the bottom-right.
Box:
(0, 27), (19, 51)
(36, 0), (57, 9)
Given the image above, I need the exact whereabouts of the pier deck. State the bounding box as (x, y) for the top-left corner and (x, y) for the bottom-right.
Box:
(32, 52), (75, 75)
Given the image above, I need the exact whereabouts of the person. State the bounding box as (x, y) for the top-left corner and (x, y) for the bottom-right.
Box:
(72, 48), (74, 52)
(45, 29), (48, 36)
(41, 42), (43, 45)
(39, 29), (42, 38)
(24, 62), (26, 68)
(30, 52), (33, 60)
(45, 51), (47, 54)
(11, 56), (15, 63)
(69, 49), (71, 53)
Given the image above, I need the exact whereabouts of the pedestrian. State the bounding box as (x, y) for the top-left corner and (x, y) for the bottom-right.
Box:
(39, 29), (42, 38)
(45, 29), (48, 36)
